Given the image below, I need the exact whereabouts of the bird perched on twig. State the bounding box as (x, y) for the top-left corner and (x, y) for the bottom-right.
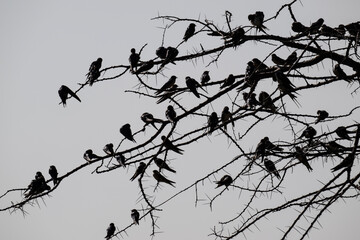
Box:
(115, 153), (126, 168)
(299, 126), (317, 143)
(185, 76), (203, 98)
(130, 162), (146, 181)
(309, 18), (324, 34)
(131, 209), (140, 225)
(315, 110), (329, 124)
(141, 112), (162, 130)
(254, 137), (283, 161)
(155, 46), (167, 59)
(83, 149), (100, 163)
(103, 143), (115, 156)
(154, 158), (176, 173)
(201, 71), (211, 85)
(248, 11), (268, 33)
(273, 69), (298, 102)
(134, 60), (154, 74)
(86, 57), (102, 86)
(160, 47), (179, 67)
(291, 21), (309, 33)
(331, 153), (355, 172)
(294, 146), (313, 172)
(264, 158), (281, 179)
(153, 170), (175, 187)
(120, 124), (136, 143)
(252, 58), (268, 72)
(271, 54), (286, 66)
(220, 74), (235, 89)
(323, 140), (346, 154)
(161, 136), (184, 154)
(183, 23), (196, 41)
(48, 165), (58, 186)
(155, 76), (177, 95)
(156, 84), (178, 104)
(224, 27), (245, 46)
(221, 106), (234, 131)
(245, 93), (260, 109)
(207, 112), (219, 135)
(129, 48), (140, 73)
(58, 85), (81, 107)
(165, 105), (177, 123)
(105, 223), (115, 240)
(258, 91), (276, 112)
(214, 175), (233, 189)
(335, 126), (354, 140)
(24, 172), (51, 198)
(333, 64), (350, 82)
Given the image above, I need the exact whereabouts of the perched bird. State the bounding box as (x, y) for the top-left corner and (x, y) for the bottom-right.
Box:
(264, 158), (281, 179)
(134, 60), (154, 74)
(214, 175), (233, 189)
(220, 74), (235, 89)
(294, 146), (313, 172)
(105, 223), (115, 240)
(221, 106), (234, 131)
(258, 91), (276, 112)
(183, 23), (196, 41)
(331, 153), (355, 172)
(155, 46), (167, 59)
(87, 69), (100, 86)
(207, 112), (219, 135)
(153, 170), (175, 187)
(87, 58), (102, 86)
(248, 11), (268, 33)
(130, 162), (146, 181)
(156, 84), (178, 104)
(309, 18), (324, 34)
(129, 48), (140, 73)
(48, 165), (58, 186)
(83, 149), (100, 163)
(291, 21), (309, 33)
(24, 172), (51, 198)
(315, 110), (329, 124)
(254, 137), (283, 160)
(154, 158), (176, 173)
(224, 27), (245, 45)
(115, 153), (126, 168)
(333, 64), (349, 82)
(131, 209), (140, 225)
(103, 143), (114, 156)
(246, 93), (260, 109)
(252, 58), (268, 72)
(271, 54), (286, 66)
(245, 61), (255, 82)
(335, 126), (354, 140)
(161, 47), (179, 66)
(155, 76), (177, 95)
(201, 71), (211, 85)
(58, 85), (81, 107)
(284, 51), (297, 66)
(185, 76), (203, 98)
(299, 126), (317, 139)
(161, 136), (184, 154)
(323, 140), (347, 154)
(141, 112), (161, 129)
(166, 105), (177, 122)
(273, 69), (298, 101)
(120, 124), (136, 143)
(345, 22), (360, 37)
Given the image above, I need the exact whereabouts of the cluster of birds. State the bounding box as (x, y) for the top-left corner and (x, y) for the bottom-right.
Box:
(24, 166), (58, 198)
(104, 209), (140, 239)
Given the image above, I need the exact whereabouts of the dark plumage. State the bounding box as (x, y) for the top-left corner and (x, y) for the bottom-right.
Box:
(224, 27), (245, 45)
(131, 209), (140, 225)
(183, 23), (196, 41)
(201, 71), (211, 85)
(248, 11), (268, 33)
(141, 112), (161, 129)
(185, 76), (203, 98)
(115, 153), (126, 168)
(153, 170), (175, 187)
(221, 106), (234, 131)
(252, 58), (268, 72)
(335, 126), (353, 140)
(155, 46), (167, 59)
(258, 91), (276, 112)
(120, 124), (136, 143)
(134, 60), (154, 74)
(333, 64), (350, 82)
(83, 149), (100, 163)
(155, 76), (177, 95)
(154, 158), (176, 173)
(284, 51), (297, 66)
(103, 143), (114, 156)
(315, 110), (329, 124)
(48, 165), (58, 186)
(161, 47), (179, 66)
(273, 69), (298, 101)
(156, 84), (178, 104)
(87, 58), (102, 86)
(105, 223), (115, 240)
(161, 136), (184, 155)
(24, 172), (51, 198)
(208, 112), (219, 135)
(309, 18), (324, 34)
(294, 146), (313, 172)
(291, 21), (309, 33)
(220, 74), (235, 89)
(264, 158), (281, 179)
(130, 162), (146, 181)
(271, 54), (286, 66)
(331, 153), (355, 172)
(323, 141), (346, 154)
(215, 175), (233, 189)
(165, 105), (177, 122)
(58, 85), (81, 107)
(299, 126), (317, 141)
(129, 48), (140, 73)
(245, 93), (260, 109)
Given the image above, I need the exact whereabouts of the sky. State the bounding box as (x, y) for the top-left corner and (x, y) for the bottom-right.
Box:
(1, 0), (360, 239)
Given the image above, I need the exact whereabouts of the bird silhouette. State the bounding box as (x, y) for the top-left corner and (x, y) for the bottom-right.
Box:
(155, 76), (177, 95)
(83, 149), (100, 163)
(273, 69), (298, 101)
(131, 209), (140, 225)
(103, 143), (114, 156)
(141, 112), (162, 129)
(258, 91), (276, 112)
(315, 110), (329, 124)
(161, 136), (184, 154)
(134, 60), (154, 74)
(130, 162), (146, 181)
(331, 153), (354, 172)
(120, 124), (136, 143)
(156, 84), (178, 104)
(221, 106), (234, 131)
(335, 126), (354, 140)
(201, 71), (211, 85)
(154, 158), (176, 173)
(161, 47), (179, 66)
(264, 158), (281, 179)
(248, 11), (268, 33)
(166, 105), (177, 123)
(48, 165), (58, 186)
(208, 112), (219, 135)
(291, 21), (309, 33)
(214, 175), (233, 189)
(294, 147), (313, 172)
(220, 74), (235, 89)
(105, 223), (115, 240)
(271, 54), (286, 66)
(87, 58), (102, 86)
(252, 58), (268, 72)
(155, 46), (167, 59)
(129, 48), (140, 73)
(309, 18), (324, 34)
(185, 76), (203, 98)
(183, 23), (196, 41)
(153, 170), (175, 187)
(58, 85), (81, 107)
(115, 153), (126, 168)
(299, 126), (317, 143)
(333, 64), (350, 82)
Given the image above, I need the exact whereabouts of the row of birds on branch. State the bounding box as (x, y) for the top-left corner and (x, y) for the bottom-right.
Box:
(23, 166), (58, 198)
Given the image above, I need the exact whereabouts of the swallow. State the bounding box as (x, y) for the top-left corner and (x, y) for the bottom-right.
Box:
(201, 71), (211, 85)
(331, 153), (355, 172)
(105, 223), (115, 240)
(271, 54), (286, 66)
(183, 23), (196, 41)
(120, 124), (136, 143)
(87, 69), (101, 86)
(248, 11), (268, 33)
(153, 170), (175, 187)
(166, 105), (177, 122)
(87, 58), (102, 86)
(185, 76), (203, 98)
(131, 209), (140, 225)
(102, 143), (114, 156)
(88, 57), (102, 74)
(284, 51), (297, 66)
(258, 91), (276, 112)
(315, 110), (329, 124)
(294, 146), (313, 172)
(309, 18), (324, 34)
(161, 47), (179, 66)
(291, 21), (309, 33)
(141, 112), (161, 129)
(161, 136), (184, 154)
(335, 126), (354, 140)
(345, 22), (360, 37)
(130, 162), (146, 181)
(134, 60), (154, 74)
(114, 153), (126, 168)
(129, 48), (140, 73)
(245, 61), (255, 81)
(58, 85), (81, 107)
(83, 149), (100, 162)
(323, 140), (347, 154)
(320, 24), (340, 37)
(156, 46), (167, 59)
(273, 69), (298, 101)
(155, 76), (177, 95)
(299, 126), (317, 142)
(264, 158), (281, 179)
(24, 171), (51, 198)
(214, 175), (233, 189)
(221, 106), (234, 131)
(156, 84), (178, 104)
(48, 165), (58, 185)
(220, 74), (235, 89)
(154, 158), (176, 173)
(208, 112), (219, 135)
(263, 136), (283, 152)
(224, 27), (245, 46)
(254, 137), (282, 160)
(246, 93), (260, 109)
(333, 64), (350, 82)
(252, 58), (268, 72)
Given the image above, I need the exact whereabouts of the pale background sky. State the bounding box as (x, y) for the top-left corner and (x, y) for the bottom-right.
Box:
(1, 0), (360, 239)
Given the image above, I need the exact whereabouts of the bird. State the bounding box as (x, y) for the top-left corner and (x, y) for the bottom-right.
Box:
(299, 126), (317, 142)
(185, 76), (203, 98)
(155, 76), (177, 95)
(83, 149), (100, 163)
(309, 18), (324, 34)
(294, 146), (313, 172)
(24, 171), (51, 198)
(165, 105), (177, 122)
(264, 158), (281, 179)
(48, 165), (58, 186)
(335, 126), (353, 140)
(161, 136), (184, 154)
(183, 23), (196, 41)
(129, 48), (140, 73)
(248, 11), (268, 33)
(331, 153), (355, 172)
(345, 22), (360, 37)
(87, 58), (102, 86)
(201, 71), (211, 85)
(131, 209), (140, 225)
(245, 61), (255, 81)
(333, 64), (349, 82)
(141, 112), (162, 129)
(120, 124), (136, 143)
(153, 170), (175, 187)
(58, 85), (81, 107)
(273, 69), (298, 101)
(271, 54), (286, 66)
(156, 84), (178, 104)
(161, 47), (179, 66)
(130, 162), (146, 181)
(115, 153), (126, 168)
(207, 112), (219, 135)
(134, 60), (154, 74)
(105, 223), (115, 240)
(323, 140), (347, 154)
(284, 51), (297, 66)
(103, 143), (114, 156)
(221, 106), (234, 131)
(220, 74), (235, 89)
(315, 110), (329, 124)
(291, 21), (309, 33)
(246, 93), (260, 109)
(214, 175), (233, 189)
(258, 91), (276, 112)
(155, 46), (167, 59)
(224, 27), (245, 45)
(252, 58), (268, 72)
(154, 158), (176, 173)
(88, 57), (102, 73)
(254, 137), (283, 160)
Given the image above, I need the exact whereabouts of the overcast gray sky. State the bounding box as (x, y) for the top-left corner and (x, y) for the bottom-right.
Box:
(1, 0), (360, 239)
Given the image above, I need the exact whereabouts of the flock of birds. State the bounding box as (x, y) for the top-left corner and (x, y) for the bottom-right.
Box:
(26, 11), (360, 239)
